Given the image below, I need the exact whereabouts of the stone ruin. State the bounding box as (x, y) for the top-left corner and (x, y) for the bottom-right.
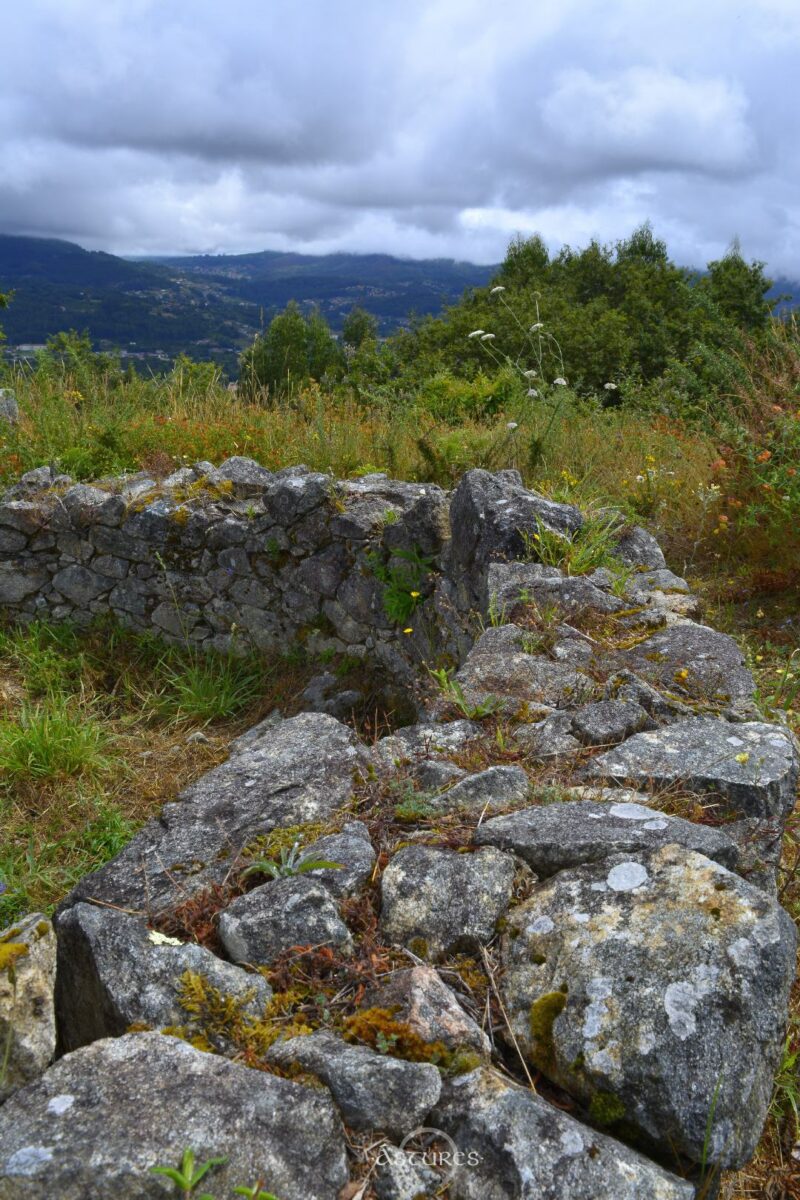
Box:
(0, 460), (797, 1198)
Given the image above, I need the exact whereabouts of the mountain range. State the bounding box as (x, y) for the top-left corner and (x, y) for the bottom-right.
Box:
(0, 235), (496, 371)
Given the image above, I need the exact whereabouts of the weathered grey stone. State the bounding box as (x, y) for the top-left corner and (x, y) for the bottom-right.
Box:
(365, 965), (490, 1054)
(54, 903), (271, 1052)
(604, 669), (694, 720)
(432, 765), (530, 814)
(571, 699), (651, 746)
(452, 625), (595, 712)
(432, 1068), (695, 1200)
(474, 798), (739, 876)
(2, 466), (71, 502)
(448, 469), (582, 608)
(622, 622), (755, 704)
(0, 564), (49, 604)
(219, 876), (352, 965)
(501, 844), (797, 1167)
(300, 822), (376, 897)
(51, 564), (111, 605)
(0, 502), (47, 535)
(0, 1032), (348, 1198)
(586, 716), (799, 818)
(513, 711), (582, 758)
(613, 524), (667, 569)
(216, 455), (273, 496)
(62, 713), (368, 913)
(0, 915), (56, 1103)
(380, 846), (517, 958)
(0, 529), (26, 553)
(0, 390), (19, 426)
(723, 816), (784, 894)
(486, 561), (625, 620)
(58, 484), (116, 527)
(412, 759), (467, 790)
(372, 720), (482, 772)
(373, 1144), (441, 1200)
(268, 1030), (441, 1138)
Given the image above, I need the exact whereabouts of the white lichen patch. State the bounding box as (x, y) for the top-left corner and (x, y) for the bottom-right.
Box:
(6, 1145), (53, 1175)
(46, 1094), (75, 1116)
(607, 862), (648, 892)
(609, 802), (653, 821)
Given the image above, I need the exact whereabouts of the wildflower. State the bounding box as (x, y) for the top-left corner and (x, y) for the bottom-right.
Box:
(734, 752), (750, 765)
(718, 514), (729, 523)
(530, 322), (544, 331)
(403, 627), (413, 634)
(603, 382), (618, 391)
(787, 468), (797, 477)
(553, 377), (567, 386)
(675, 669), (689, 681)
(710, 459), (727, 472)
(523, 369), (538, 378)
(527, 388), (539, 398)
(506, 421), (519, 430)
(756, 608), (765, 618)
(490, 286), (506, 294)
(755, 450), (772, 463)
(480, 333), (496, 341)
(635, 474), (645, 483)
(467, 329), (485, 338)
(409, 590), (420, 598)
(755, 654), (764, 662)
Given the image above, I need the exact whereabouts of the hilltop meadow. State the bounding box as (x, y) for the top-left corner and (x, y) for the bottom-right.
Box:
(2, 226), (800, 1196)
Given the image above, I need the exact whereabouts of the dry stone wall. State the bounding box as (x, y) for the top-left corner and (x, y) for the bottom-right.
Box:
(0, 461), (798, 1199)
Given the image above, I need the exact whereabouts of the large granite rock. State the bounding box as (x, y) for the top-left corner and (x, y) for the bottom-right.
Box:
(218, 876), (352, 965)
(268, 1030), (441, 1139)
(0, 1033), (348, 1198)
(299, 821), (376, 897)
(474, 798), (740, 878)
(448, 469), (582, 609)
(61, 713), (367, 914)
(586, 717), (799, 818)
(0, 915), (56, 1103)
(501, 844), (797, 1168)
(54, 903), (271, 1052)
(620, 623), (755, 705)
(486, 561), (625, 620)
(452, 625), (596, 712)
(432, 1068), (695, 1199)
(431, 765), (530, 814)
(380, 846), (517, 959)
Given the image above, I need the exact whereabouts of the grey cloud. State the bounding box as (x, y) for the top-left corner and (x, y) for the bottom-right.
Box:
(0, 0), (799, 273)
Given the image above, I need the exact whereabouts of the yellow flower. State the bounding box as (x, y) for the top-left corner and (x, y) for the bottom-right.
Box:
(756, 608), (765, 618)
(403, 627), (413, 634)
(675, 668), (689, 681)
(755, 655), (763, 662)
(735, 752), (750, 765)
(409, 590), (420, 598)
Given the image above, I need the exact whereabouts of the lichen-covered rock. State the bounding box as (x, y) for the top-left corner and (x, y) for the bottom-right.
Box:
(0, 390), (19, 427)
(299, 822), (376, 897)
(268, 1030), (441, 1139)
(432, 1068), (695, 1200)
(448, 469), (582, 609)
(373, 1143), (441, 1200)
(432, 765), (529, 814)
(486, 561), (625, 620)
(474, 799), (739, 877)
(501, 844), (797, 1167)
(54, 903), (271, 1052)
(372, 720), (482, 772)
(218, 876), (352, 965)
(514, 711), (582, 759)
(0, 1033), (348, 1198)
(365, 965), (490, 1055)
(621, 622), (755, 704)
(452, 625), (595, 712)
(586, 717), (799, 818)
(571, 699), (650, 747)
(380, 846), (517, 958)
(62, 713), (367, 913)
(613, 525), (667, 570)
(0, 915), (56, 1103)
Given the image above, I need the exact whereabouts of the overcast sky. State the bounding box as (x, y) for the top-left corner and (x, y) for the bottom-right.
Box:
(2, 0), (799, 274)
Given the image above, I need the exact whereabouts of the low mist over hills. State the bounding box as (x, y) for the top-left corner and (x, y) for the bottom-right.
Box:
(0, 235), (496, 370)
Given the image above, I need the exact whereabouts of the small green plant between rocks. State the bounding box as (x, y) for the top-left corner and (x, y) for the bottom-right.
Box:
(241, 840), (343, 882)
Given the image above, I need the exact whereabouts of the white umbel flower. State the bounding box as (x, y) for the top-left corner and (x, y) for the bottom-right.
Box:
(480, 333), (496, 341)
(604, 382), (618, 391)
(467, 329), (485, 338)
(490, 286), (506, 294)
(506, 421), (519, 430)
(553, 377), (567, 386)
(527, 388), (539, 397)
(530, 322), (544, 331)
(523, 369), (537, 378)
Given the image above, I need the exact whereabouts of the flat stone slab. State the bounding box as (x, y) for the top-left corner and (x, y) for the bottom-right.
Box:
(474, 798), (740, 877)
(61, 713), (367, 914)
(486, 561), (625, 619)
(586, 716), (799, 818)
(268, 1030), (441, 1139)
(380, 846), (517, 959)
(54, 903), (271, 1053)
(430, 764), (530, 814)
(433, 1068), (695, 1200)
(0, 1033), (348, 1199)
(621, 622), (755, 703)
(501, 844), (797, 1168)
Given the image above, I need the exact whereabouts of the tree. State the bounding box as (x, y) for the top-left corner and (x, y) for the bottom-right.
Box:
(698, 240), (775, 331)
(0, 287), (9, 346)
(342, 305), (378, 350)
(239, 301), (342, 398)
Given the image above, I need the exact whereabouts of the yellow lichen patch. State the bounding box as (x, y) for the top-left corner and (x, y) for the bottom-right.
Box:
(0, 942), (28, 972)
(343, 1006), (481, 1073)
(529, 988), (568, 1071)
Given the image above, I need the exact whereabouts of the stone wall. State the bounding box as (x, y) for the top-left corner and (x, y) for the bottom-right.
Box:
(1, 461), (798, 1198)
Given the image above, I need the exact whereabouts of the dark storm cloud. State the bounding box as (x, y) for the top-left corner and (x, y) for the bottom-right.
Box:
(1, 0), (799, 273)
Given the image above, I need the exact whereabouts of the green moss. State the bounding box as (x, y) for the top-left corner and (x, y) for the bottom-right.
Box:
(588, 1090), (627, 1126)
(530, 951), (547, 965)
(407, 937), (429, 959)
(0, 942), (28, 972)
(529, 989), (568, 1070)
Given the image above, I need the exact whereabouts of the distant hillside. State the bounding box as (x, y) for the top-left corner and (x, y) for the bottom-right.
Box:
(0, 235), (496, 370)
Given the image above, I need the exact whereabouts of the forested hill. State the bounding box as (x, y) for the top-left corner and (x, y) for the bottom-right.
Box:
(0, 235), (496, 364)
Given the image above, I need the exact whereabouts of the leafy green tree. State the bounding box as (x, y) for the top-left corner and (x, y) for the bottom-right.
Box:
(0, 287), (10, 346)
(342, 305), (378, 349)
(306, 305), (343, 380)
(698, 240), (775, 331)
(239, 302), (342, 398)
